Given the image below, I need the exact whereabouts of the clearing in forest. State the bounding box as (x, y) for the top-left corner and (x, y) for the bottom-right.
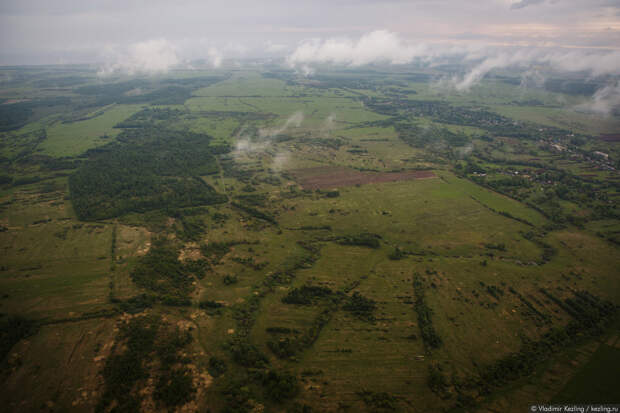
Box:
(291, 166), (436, 189)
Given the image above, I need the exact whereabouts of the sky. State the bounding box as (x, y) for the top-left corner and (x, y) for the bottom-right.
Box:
(1, 0), (619, 66)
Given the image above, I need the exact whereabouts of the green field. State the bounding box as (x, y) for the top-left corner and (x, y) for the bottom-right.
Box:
(38, 104), (143, 156)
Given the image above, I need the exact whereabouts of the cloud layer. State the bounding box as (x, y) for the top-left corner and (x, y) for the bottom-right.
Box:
(286, 30), (620, 93)
(287, 30), (427, 67)
(2, 0), (619, 65)
(98, 39), (179, 76)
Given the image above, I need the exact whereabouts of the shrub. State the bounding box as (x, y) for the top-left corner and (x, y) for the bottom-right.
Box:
(343, 292), (376, 321)
(208, 356), (227, 378)
(281, 285), (332, 305)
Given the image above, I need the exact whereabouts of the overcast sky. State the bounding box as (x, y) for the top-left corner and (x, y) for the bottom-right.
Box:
(1, 0), (619, 65)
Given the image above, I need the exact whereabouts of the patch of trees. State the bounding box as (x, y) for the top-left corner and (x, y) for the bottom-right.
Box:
(413, 273), (442, 350)
(260, 174), (282, 186)
(234, 193), (268, 207)
(226, 338), (269, 368)
(75, 79), (147, 97)
(75, 77), (225, 107)
(204, 356), (226, 380)
(267, 336), (299, 359)
(125, 85), (193, 105)
(97, 315), (195, 412)
(464, 153), (616, 226)
(153, 330), (195, 407)
(508, 287), (549, 324)
(427, 364), (451, 398)
(199, 300), (223, 310)
(174, 215), (208, 242)
(0, 316), (38, 364)
(300, 137), (345, 149)
(343, 292), (376, 321)
(288, 225), (332, 231)
(200, 241), (233, 263)
(480, 291), (614, 384)
(308, 74), (381, 90)
(0, 97), (71, 131)
(200, 240), (256, 265)
(97, 316), (157, 412)
(337, 232), (381, 249)
(231, 201), (277, 225)
(484, 284), (504, 300)
(220, 240), (325, 407)
(69, 127), (226, 220)
(231, 293), (263, 338)
(219, 369), (300, 411)
(470, 196), (535, 227)
(281, 285), (333, 305)
(11, 175), (45, 186)
(220, 158), (258, 183)
(0, 175), (13, 186)
(484, 243), (506, 251)
(183, 258), (210, 278)
(45, 157), (83, 172)
(130, 237), (195, 304)
(364, 96), (580, 144)
(522, 231), (557, 264)
(33, 75), (88, 88)
(114, 107), (185, 128)
(231, 256), (267, 271)
(394, 122), (470, 150)
(266, 326), (299, 334)
(388, 247), (407, 260)
(268, 306), (336, 359)
(262, 370), (299, 402)
(539, 288), (614, 327)
(112, 293), (156, 314)
(445, 290), (616, 410)
(544, 78), (600, 95)
(356, 390), (399, 412)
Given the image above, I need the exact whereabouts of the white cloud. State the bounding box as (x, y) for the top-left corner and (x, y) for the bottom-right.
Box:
(259, 111), (304, 138)
(287, 30), (620, 91)
(449, 48), (620, 91)
(287, 30), (428, 68)
(207, 47), (223, 68)
(98, 38), (179, 76)
(233, 112), (304, 161)
(575, 81), (620, 116)
(271, 150), (290, 171)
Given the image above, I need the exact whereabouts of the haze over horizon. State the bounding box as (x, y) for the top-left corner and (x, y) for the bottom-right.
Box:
(1, 0), (619, 67)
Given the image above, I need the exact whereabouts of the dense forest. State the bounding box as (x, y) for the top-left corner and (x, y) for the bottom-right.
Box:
(69, 127), (227, 220)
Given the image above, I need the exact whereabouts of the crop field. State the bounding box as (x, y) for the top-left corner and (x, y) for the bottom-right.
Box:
(0, 65), (618, 413)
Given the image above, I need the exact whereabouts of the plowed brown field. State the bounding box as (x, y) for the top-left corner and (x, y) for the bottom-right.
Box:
(291, 166), (436, 189)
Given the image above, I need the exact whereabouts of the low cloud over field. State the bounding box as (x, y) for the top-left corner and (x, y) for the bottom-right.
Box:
(97, 38), (225, 76)
(286, 30), (428, 68)
(233, 111), (304, 171)
(287, 30), (620, 87)
(97, 39), (179, 76)
(285, 29), (620, 113)
(575, 81), (620, 116)
(234, 111), (304, 157)
(259, 111), (304, 139)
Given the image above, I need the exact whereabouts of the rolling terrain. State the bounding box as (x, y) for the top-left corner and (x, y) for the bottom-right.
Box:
(1, 64), (619, 413)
